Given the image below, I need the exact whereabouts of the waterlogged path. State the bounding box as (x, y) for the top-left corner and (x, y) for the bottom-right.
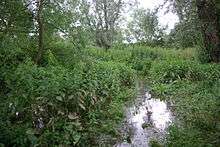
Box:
(116, 81), (173, 147)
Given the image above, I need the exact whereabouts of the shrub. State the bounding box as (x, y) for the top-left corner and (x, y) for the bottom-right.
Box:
(149, 58), (220, 146)
(150, 59), (220, 83)
(0, 55), (136, 146)
(150, 60), (191, 83)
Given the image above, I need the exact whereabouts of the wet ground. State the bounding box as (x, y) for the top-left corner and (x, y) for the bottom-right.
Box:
(115, 81), (173, 147)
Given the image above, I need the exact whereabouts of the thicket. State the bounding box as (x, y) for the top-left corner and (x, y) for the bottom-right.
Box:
(1, 36), (219, 146)
(1, 0), (220, 146)
(0, 40), (136, 146)
(145, 49), (220, 146)
(88, 45), (220, 146)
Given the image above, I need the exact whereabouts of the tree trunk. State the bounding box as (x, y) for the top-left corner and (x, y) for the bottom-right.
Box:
(35, 0), (44, 65)
(196, 0), (220, 62)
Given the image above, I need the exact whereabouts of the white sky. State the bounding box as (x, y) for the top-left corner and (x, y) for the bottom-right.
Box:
(137, 0), (179, 31)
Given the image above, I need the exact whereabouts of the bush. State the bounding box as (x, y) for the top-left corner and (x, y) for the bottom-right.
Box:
(0, 55), (136, 146)
(130, 58), (152, 75)
(150, 59), (220, 83)
(150, 60), (192, 83)
(149, 58), (220, 146)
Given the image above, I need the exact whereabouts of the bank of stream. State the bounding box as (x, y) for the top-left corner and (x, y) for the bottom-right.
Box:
(115, 80), (174, 147)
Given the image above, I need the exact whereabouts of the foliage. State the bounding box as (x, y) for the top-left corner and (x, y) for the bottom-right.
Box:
(0, 42), (136, 146)
(1, 0), (220, 146)
(150, 140), (163, 147)
(166, 0), (220, 63)
(166, 20), (201, 48)
(150, 59), (220, 83)
(126, 8), (165, 46)
(0, 0), (33, 36)
(147, 51), (220, 146)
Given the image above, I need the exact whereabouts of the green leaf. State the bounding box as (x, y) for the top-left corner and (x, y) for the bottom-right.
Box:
(73, 133), (81, 145)
(79, 103), (86, 110)
(26, 128), (35, 135)
(56, 96), (63, 101)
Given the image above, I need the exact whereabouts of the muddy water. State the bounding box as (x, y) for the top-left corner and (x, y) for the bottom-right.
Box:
(115, 81), (173, 147)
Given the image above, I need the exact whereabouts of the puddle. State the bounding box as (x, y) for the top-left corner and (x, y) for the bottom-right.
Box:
(115, 81), (173, 147)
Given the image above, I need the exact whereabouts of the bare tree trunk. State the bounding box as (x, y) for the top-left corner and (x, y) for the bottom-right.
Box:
(35, 0), (44, 65)
(196, 0), (220, 62)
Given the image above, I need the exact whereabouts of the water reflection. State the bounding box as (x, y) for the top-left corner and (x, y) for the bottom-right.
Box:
(116, 90), (173, 147)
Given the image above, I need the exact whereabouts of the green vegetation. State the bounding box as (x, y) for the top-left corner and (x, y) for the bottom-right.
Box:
(1, 40), (219, 146)
(148, 52), (220, 146)
(87, 46), (220, 146)
(0, 42), (137, 146)
(150, 140), (163, 147)
(1, 0), (220, 146)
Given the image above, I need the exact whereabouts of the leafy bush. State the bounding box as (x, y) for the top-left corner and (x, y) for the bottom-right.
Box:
(0, 54), (136, 146)
(130, 58), (152, 76)
(149, 58), (220, 146)
(2, 41), (217, 146)
(0, 44), (27, 95)
(150, 60), (192, 83)
(167, 125), (213, 147)
(150, 59), (220, 83)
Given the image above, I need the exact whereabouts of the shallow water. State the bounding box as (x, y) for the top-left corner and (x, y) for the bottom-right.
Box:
(116, 82), (173, 147)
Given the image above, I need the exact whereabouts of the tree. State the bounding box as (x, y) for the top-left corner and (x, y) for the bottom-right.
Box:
(25, 0), (83, 64)
(126, 8), (165, 46)
(84, 0), (123, 49)
(167, 18), (201, 48)
(196, 0), (220, 62)
(35, 0), (44, 64)
(161, 0), (200, 48)
(165, 0), (220, 62)
(0, 0), (33, 40)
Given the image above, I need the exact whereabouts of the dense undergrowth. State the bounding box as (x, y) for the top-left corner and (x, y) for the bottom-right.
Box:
(150, 60), (220, 146)
(87, 45), (220, 146)
(1, 41), (219, 146)
(0, 41), (136, 146)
